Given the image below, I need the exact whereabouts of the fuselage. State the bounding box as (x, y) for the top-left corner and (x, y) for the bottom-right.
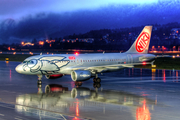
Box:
(15, 52), (155, 75)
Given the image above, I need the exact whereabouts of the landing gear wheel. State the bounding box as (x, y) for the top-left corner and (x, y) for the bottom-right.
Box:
(96, 78), (101, 83)
(37, 82), (42, 86)
(93, 83), (101, 88)
(93, 77), (101, 83)
(37, 75), (42, 84)
(75, 81), (82, 86)
(37, 80), (42, 84)
(93, 78), (96, 82)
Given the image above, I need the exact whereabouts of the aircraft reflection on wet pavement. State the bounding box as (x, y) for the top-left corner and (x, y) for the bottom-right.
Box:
(16, 84), (155, 120)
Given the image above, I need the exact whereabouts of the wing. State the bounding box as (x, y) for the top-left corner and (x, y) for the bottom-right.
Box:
(66, 62), (152, 73)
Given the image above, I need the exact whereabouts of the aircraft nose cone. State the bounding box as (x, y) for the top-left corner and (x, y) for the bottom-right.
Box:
(15, 64), (22, 73)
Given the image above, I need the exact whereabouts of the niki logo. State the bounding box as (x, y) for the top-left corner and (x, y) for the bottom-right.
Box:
(22, 56), (70, 74)
(135, 32), (150, 52)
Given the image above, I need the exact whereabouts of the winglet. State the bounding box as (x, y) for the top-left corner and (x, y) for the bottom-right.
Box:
(126, 26), (152, 54)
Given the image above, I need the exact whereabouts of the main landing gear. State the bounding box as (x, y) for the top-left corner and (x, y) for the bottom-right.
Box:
(93, 74), (101, 83)
(93, 77), (101, 83)
(93, 74), (101, 88)
(74, 73), (102, 87)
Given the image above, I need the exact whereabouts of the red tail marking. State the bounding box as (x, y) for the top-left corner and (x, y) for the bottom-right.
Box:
(136, 32), (150, 52)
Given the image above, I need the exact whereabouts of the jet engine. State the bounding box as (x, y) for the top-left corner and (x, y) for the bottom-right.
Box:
(45, 74), (63, 79)
(71, 87), (97, 99)
(71, 70), (91, 81)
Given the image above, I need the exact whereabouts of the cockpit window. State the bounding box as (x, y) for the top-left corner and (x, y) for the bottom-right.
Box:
(23, 61), (28, 63)
(28, 61), (34, 64)
(27, 60), (37, 68)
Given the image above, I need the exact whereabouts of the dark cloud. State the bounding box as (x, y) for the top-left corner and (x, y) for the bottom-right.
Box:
(0, 0), (158, 20)
(0, 0), (180, 44)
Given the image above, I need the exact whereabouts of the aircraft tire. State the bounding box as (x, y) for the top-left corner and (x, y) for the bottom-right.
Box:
(96, 78), (101, 83)
(37, 80), (42, 84)
(93, 78), (96, 82)
(93, 78), (101, 83)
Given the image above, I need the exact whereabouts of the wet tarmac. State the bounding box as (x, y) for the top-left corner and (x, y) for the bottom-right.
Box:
(0, 61), (180, 120)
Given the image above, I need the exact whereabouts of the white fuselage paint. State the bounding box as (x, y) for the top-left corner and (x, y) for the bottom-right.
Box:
(15, 53), (155, 75)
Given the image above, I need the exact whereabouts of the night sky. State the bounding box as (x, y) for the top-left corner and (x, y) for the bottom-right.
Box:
(0, 0), (180, 44)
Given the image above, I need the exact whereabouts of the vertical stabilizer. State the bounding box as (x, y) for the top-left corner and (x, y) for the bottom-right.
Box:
(126, 26), (152, 54)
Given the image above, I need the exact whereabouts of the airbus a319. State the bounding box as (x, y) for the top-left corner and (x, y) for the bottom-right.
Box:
(15, 26), (155, 86)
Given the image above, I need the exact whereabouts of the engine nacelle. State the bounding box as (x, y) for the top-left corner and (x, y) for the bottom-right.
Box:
(45, 74), (63, 79)
(71, 70), (91, 81)
(71, 87), (97, 99)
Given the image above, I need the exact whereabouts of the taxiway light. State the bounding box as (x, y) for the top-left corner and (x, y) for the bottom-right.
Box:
(152, 65), (156, 68)
(5, 58), (9, 61)
(29, 52), (33, 55)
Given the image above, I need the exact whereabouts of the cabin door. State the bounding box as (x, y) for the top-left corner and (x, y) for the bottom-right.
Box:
(127, 54), (133, 64)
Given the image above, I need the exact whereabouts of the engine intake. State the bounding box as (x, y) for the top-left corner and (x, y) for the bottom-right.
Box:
(71, 70), (91, 81)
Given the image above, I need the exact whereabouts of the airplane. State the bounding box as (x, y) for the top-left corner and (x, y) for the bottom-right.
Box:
(15, 26), (155, 86)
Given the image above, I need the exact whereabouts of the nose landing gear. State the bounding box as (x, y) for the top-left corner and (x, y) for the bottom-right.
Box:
(37, 75), (42, 84)
(37, 77), (43, 94)
(37, 75), (42, 92)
